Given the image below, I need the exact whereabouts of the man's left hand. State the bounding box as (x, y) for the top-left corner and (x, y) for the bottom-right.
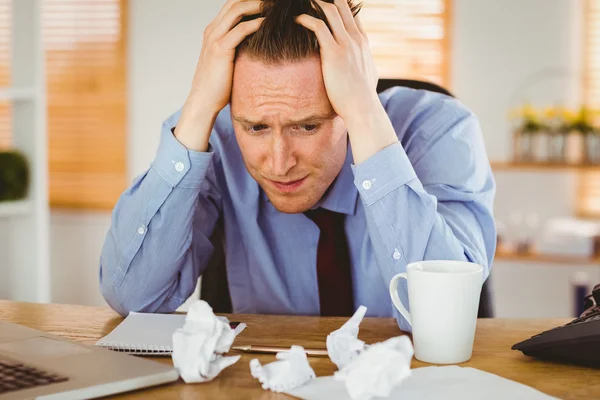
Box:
(296, 0), (378, 123)
(296, 0), (399, 164)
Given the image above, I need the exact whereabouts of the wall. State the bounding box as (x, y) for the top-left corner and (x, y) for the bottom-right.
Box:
(452, 0), (583, 226)
(452, 0), (598, 318)
(452, 0), (583, 160)
(128, 0), (226, 177)
(45, 0), (597, 316)
(0, 220), (9, 298)
(50, 211), (111, 306)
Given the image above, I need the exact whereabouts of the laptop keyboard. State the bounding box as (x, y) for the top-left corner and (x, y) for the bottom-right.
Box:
(0, 357), (69, 395)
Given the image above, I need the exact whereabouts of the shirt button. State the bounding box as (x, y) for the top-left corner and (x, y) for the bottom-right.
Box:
(174, 162), (185, 172)
(362, 180), (372, 190)
(137, 225), (146, 235)
(393, 249), (402, 260)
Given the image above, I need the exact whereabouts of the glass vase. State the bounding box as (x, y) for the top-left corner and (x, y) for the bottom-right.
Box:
(548, 133), (566, 163)
(585, 134), (600, 164)
(533, 131), (549, 162)
(514, 131), (534, 162)
(565, 130), (584, 165)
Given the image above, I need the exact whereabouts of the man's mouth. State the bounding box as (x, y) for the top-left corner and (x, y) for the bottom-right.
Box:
(267, 177), (308, 193)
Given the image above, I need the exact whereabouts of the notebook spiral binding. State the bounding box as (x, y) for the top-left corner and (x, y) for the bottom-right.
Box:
(97, 342), (172, 356)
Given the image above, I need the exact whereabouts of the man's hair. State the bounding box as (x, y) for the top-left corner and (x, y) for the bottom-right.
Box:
(237, 0), (362, 64)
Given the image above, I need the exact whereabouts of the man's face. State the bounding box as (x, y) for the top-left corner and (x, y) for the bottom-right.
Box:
(231, 54), (348, 214)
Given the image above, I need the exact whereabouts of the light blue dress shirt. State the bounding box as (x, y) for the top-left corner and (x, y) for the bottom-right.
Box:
(99, 87), (496, 331)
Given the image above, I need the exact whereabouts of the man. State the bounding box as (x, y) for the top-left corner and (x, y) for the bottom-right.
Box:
(99, 0), (496, 332)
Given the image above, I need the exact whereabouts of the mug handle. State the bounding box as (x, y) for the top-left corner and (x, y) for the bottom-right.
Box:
(389, 273), (412, 327)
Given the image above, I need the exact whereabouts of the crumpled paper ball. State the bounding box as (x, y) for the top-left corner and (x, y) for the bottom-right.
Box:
(250, 345), (316, 392)
(172, 300), (241, 383)
(334, 335), (414, 400)
(326, 306), (368, 369)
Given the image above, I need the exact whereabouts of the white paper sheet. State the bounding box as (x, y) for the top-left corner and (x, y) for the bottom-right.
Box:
(96, 312), (230, 350)
(287, 366), (558, 400)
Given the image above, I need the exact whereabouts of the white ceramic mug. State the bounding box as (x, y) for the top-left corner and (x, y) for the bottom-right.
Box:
(389, 260), (484, 364)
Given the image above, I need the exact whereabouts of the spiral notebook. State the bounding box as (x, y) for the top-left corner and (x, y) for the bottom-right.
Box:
(95, 312), (239, 356)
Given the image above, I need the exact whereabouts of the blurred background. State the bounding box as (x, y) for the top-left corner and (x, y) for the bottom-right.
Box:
(0, 0), (599, 319)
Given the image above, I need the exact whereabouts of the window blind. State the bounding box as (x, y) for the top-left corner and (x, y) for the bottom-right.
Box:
(360, 0), (451, 87)
(44, 0), (127, 209)
(585, 0), (600, 108)
(0, 0), (10, 149)
(577, 0), (600, 218)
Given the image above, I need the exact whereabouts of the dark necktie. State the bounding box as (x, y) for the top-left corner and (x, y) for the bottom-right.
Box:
(305, 208), (354, 316)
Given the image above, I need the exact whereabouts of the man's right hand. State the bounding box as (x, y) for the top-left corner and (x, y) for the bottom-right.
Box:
(175, 0), (264, 152)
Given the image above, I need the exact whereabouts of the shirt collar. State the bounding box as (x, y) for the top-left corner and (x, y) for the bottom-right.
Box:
(261, 140), (359, 216)
(314, 140), (358, 215)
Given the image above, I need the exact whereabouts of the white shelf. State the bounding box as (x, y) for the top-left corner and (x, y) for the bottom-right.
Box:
(0, 87), (36, 102)
(2, 0), (51, 303)
(0, 199), (33, 217)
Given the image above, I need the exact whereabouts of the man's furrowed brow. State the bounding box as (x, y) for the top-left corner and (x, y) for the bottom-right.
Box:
(232, 112), (336, 125)
(288, 112), (337, 124)
(232, 115), (258, 125)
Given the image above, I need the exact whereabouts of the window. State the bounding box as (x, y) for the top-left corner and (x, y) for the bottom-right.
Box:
(360, 0), (451, 87)
(577, 0), (600, 218)
(0, 0), (10, 149)
(585, 0), (600, 108)
(0, 0), (127, 209)
(44, 0), (127, 209)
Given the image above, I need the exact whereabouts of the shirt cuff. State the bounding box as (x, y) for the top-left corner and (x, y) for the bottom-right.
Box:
(151, 122), (214, 189)
(351, 141), (417, 206)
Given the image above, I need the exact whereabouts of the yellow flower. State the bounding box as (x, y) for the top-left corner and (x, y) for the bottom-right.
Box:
(508, 107), (522, 120)
(509, 104), (539, 120)
(524, 105), (538, 120)
(543, 106), (560, 119)
(561, 108), (578, 123)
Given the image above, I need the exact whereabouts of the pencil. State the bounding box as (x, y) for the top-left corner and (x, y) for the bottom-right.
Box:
(231, 345), (328, 357)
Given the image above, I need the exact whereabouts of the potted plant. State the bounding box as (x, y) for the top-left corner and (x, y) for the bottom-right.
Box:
(559, 107), (584, 164)
(543, 106), (576, 164)
(570, 107), (600, 164)
(0, 150), (29, 202)
(541, 106), (566, 163)
(510, 105), (544, 162)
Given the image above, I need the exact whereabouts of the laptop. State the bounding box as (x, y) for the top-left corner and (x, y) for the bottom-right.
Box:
(0, 321), (179, 400)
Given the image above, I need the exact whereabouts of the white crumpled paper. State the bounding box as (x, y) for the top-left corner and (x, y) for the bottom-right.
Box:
(172, 300), (241, 383)
(334, 335), (414, 400)
(250, 345), (316, 392)
(251, 305), (412, 399)
(326, 306), (368, 369)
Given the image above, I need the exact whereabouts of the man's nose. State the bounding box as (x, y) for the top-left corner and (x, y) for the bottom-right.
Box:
(269, 134), (297, 177)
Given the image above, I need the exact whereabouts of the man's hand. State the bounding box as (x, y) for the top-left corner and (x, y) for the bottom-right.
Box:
(295, 0), (377, 122)
(175, 0), (264, 152)
(296, 0), (398, 164)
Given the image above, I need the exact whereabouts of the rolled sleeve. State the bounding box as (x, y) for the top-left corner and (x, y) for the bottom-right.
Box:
(152, 122), (214, 189)
(351, 142), (417, 205)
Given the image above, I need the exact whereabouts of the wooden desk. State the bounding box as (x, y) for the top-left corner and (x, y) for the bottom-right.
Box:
(1, 301), (599, 400)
